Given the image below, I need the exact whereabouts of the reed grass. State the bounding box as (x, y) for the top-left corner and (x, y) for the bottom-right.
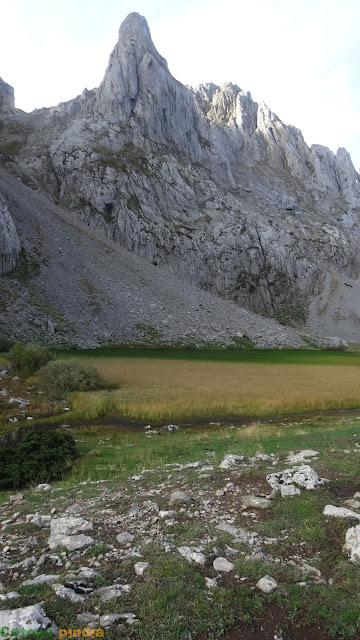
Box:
(69, 357), (360, 421)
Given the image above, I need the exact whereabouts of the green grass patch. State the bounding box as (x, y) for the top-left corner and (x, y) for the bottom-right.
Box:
(53, 346), (360, 365)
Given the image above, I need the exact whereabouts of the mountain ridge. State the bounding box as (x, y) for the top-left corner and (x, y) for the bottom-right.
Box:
(0, 12), (359, 345)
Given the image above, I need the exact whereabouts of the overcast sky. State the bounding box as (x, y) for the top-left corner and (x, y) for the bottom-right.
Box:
(1, 0), (359, 169)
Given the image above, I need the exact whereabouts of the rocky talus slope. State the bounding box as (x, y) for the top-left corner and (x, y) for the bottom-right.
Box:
(0, 12), (360, 342)
(0, 167), (310, 348)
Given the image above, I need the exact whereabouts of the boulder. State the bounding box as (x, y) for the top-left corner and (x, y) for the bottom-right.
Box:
(36, 484), (53, 492)
(343, 525), (360, 564)
(267, 465), (325, 492)
(22, 574), (59, 587)
(256, 575), (278, 593)
(323, 505), (360, 521)
(169, 491), (191, 506)
(242, 496), (271, 509)
(343, 499), (360, 510)
(178, 546), (206, 566)
(116, 532), (134, 545)
(213, 557), (234, 572)
(134, 562), (149, 575)
(0, 604), (52, 634)
(48, 517), (94, 551)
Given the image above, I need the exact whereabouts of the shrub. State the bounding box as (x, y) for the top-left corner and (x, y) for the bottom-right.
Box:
(0, 335), (15, 352)
(0, 429), (78, 490)
(38, 359), (106, 397)
(9, 342), (55, 376)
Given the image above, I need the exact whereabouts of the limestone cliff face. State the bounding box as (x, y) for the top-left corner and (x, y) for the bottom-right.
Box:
(0, 191), (20, 274)
(0, 77), (15, 117)
(1, 12), (360, 333)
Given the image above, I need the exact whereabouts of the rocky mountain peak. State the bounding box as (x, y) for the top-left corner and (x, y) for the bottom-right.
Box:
(117, 12), (162, 56)
(95, 12), (170, 124)
(1, 13), (360, 344)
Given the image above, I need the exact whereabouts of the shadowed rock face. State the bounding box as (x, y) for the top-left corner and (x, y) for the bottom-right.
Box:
(0, 191), (20, 275)
(0, 12), (360, 338)
(0, 77), (15, 117)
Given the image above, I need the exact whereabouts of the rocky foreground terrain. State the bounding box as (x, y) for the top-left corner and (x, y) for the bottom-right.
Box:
(0, 12), (360, 345)
(1, 431), (360, 639)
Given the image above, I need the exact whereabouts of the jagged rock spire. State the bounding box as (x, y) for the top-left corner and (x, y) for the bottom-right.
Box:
(96, 13), (168, 123)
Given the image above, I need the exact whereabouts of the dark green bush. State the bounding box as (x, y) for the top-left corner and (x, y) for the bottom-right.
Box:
(0, 335), (15, 352)
(0, 429), (78, 490)
(9, 342), (55, 376)
(38, 359), (106, 397)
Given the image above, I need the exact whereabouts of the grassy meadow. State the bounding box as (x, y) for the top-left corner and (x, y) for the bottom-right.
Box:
(60, 348), (360, 422)
(2, 348), (360, 638)
(1, 415), (360, 639)
(43, 414), (360, 487)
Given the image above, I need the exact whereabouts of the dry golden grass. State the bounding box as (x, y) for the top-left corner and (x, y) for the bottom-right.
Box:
(70, 357), (360, 421)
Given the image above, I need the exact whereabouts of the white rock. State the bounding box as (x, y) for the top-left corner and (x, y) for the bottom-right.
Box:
(93, 584), (132, 602)
(75, 569), (100, 582)
(36, 483), (53, 491)
(100, 614), (122, 627)
(267, 465), (325, 491)
(178, 546), (206, 566)
(116, 532), (134, 545)
(0, 604), (51, 633)
(205, 577), (218, 590)
(48, 517), (94, 551)
(343, 499), (360, 510)
(22, 574), (59, 587)
(169, 491), (191, 506)
(219, 454), (245, 470)
(134, 561), (149, 575)
(213, 557), (234, 572)
(255, 452), (274, 462)
(343, 525), (360, 563)
(323, 505), (360, 520)
(31, 513), (52, 528)
(256, 575), (278, 593)
(287, 450), (319, 464)
(0, 592), (20, 601)
(52, 584), (84, 602)
(280, 485), (301, 497)
(242, 495), (271, 509)
(159, 510), (176, 519)
(215, 523), (239, 535)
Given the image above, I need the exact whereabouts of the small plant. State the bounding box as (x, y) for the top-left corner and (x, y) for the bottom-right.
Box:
(0, 335), (15, 352)
(38, 359), (107, 398)
(9, 342), (55, 376)
(0, 429), (78, 490)
(87, 543), (109, 557)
